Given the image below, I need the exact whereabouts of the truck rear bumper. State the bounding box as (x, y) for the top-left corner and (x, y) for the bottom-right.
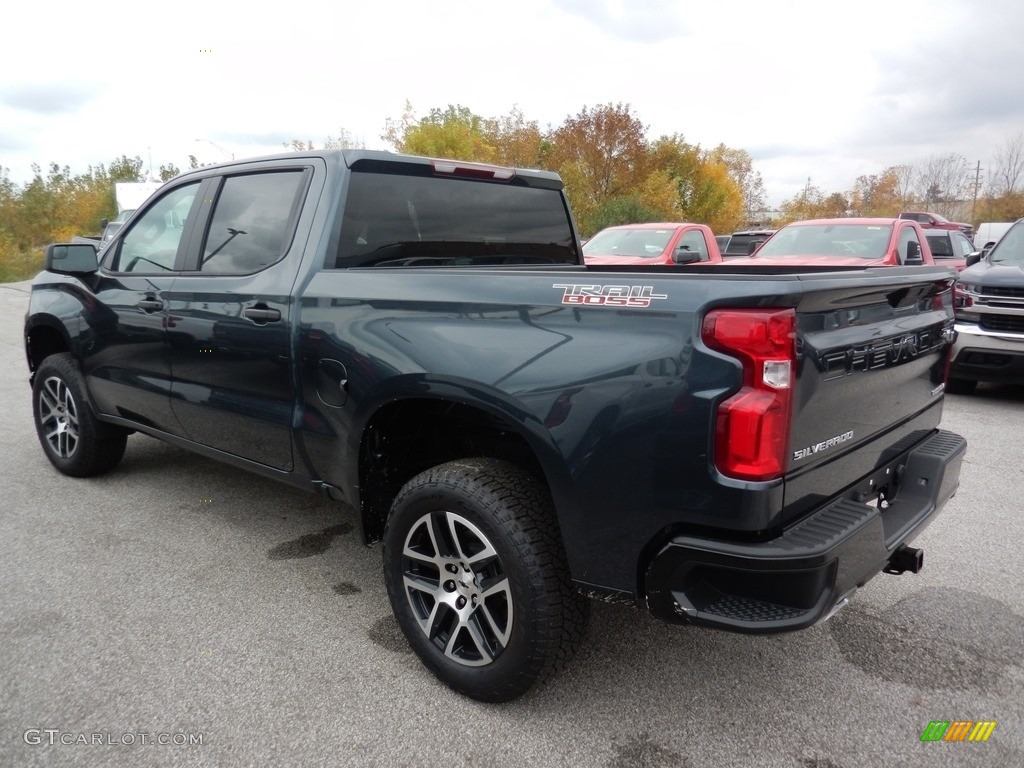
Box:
(644, 429), (967, 633)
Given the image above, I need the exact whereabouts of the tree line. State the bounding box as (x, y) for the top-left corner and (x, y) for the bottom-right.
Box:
(777, 133), (1024, 225)
(3, 103), (1023, 282)
(0, 156), (180, 282)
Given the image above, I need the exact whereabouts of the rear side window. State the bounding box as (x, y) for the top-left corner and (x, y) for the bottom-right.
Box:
(333, 171), (576, 268)
(926, 234), (954, 258)
(199, 171), (307, 274)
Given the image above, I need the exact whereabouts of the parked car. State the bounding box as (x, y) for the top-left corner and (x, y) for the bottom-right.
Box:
(721, 228), (776, 258)
(973, 222), (1013, 253)
(582, 222), (724, 265)
(898, 211), (973, 239)
(948, 217), (1024, 393)
(728, 218), (935, 267)
(922, 227), (979, 272)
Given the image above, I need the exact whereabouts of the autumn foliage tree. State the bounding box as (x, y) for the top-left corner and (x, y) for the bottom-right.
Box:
(380, 101), (751, 237)
(0, 155), (145, 281)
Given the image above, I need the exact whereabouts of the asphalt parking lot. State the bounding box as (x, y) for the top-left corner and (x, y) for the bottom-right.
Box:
(1, 279), (1022, 768)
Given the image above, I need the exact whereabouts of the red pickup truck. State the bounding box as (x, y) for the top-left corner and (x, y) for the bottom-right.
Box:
(582, 222), (724, 265)
(731, 218), (936, 267)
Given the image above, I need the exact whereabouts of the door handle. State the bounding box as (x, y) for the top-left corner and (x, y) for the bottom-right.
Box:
(243, 306), (282, 324)
(137, 298), (163, 312)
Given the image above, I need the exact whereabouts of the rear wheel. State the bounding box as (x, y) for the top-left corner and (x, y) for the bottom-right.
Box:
(32, 353), (128, 477)
(383, 458), (587, 702)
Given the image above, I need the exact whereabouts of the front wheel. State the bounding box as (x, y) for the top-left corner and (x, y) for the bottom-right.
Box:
(32, 353), (128, 477)
(383, 458), (587, 702)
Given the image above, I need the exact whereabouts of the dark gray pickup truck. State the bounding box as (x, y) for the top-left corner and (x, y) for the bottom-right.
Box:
(25, 150), (966, 701)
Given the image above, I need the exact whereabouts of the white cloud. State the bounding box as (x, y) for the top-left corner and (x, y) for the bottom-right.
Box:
(2, 0), (1022, 206)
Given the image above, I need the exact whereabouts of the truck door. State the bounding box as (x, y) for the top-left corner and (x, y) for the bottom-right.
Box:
(84, 180), (204, 435)
(165, 164), (316, 471)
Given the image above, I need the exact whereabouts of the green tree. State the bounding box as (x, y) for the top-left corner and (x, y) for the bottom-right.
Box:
(708, 144), (767, 222)
(392, 104), (497, 162)
(107, 155), (145, 183)
(323, 127), (365, 149)
(587, 195), (662, 233)
(648, 136), (744, 233)
(680, 157), (744, 233)
(777, 184), (830, 224)
(483, 106), (547, 168)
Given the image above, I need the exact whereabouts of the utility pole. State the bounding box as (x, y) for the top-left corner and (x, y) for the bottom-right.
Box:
(971, 160), (983, 220)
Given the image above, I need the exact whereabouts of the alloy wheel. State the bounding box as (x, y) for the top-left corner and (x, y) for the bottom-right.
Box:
(400, 510), (513, 667)
(38, 376), (80, 460)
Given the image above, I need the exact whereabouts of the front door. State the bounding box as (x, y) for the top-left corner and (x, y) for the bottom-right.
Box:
(83, 180), (203, 435)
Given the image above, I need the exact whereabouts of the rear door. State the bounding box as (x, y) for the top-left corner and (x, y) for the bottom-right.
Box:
(165, 160), (320, 470)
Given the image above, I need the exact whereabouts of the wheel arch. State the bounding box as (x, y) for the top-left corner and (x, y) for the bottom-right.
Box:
(350, 379), (575, 547)
(25, 316), (73, 380)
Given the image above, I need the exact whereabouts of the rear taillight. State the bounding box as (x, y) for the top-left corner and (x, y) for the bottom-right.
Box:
(701, 308), (796, 481)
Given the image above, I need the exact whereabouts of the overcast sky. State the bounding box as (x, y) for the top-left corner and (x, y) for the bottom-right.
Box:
(3, 0), (1023, 206)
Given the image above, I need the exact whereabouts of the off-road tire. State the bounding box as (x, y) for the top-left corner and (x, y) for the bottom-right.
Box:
(383, 458), (588, 702)
(32, 353), (128, 477)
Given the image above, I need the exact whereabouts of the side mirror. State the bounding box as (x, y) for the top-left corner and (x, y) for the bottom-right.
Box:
(905, 241), (924, 265)
(45, 243), (98, 275)
(673, 247), (701, 264)
(99, 218), (109, 230)
(966, 251), (983, 267)
(747, 239), (765, 255)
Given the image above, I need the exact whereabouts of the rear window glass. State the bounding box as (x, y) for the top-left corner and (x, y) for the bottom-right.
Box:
(333, 171), (576, 268)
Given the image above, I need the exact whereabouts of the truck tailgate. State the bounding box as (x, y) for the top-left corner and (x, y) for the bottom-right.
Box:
(784, 271), (956, 524)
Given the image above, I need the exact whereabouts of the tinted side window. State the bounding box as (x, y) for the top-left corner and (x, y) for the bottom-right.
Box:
(926, 234), (954, 258)
(199, 171), (307, 274)
(113, 183), (200, 273)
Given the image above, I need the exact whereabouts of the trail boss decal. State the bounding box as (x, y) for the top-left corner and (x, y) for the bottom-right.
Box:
(793, 430), (854, 461)
(553, 284), (668, 308)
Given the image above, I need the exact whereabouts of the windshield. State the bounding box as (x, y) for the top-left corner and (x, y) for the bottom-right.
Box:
(582, 228), (674, 258)
(756, 224), (892, 259)
(989, 222), (1024, 265)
